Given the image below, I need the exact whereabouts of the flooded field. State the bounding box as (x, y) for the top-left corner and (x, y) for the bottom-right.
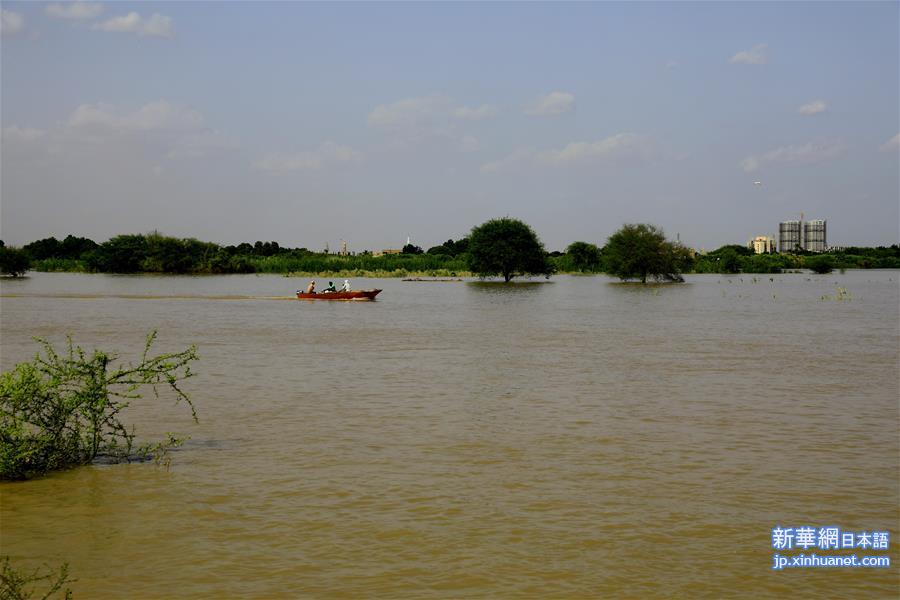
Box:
(1, 271), (898, 598)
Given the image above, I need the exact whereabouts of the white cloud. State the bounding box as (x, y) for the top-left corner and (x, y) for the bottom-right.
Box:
(481, 133), (654, 173)
(1, 9), (24, 35)
(67, 100), (204, 133)
(454, 104), (498, 120)
(879, 133), (899, 152)
(93, 12), (173, 37)
(523, 91), (575, 116)
(798, 100), (827, 115)
(368, 95), (495, 150)
(94, 12), (140, 32)
(141, 13), (174, 38)
(61, 100), (233, 159)
(45, 2), (104, 20)
(166, 132), (238, 159)
(739, 156), (760, 173)
(255, 142), (362, 173)
(367, 95), (454, 129)
(536, 133), (655, 166)
(740, 141), (845, 172)
(480, 147), (536, 173)
(2, 126), (46, 142)
(66, 103), (119, 129)
(458, 135), (480, 152)
(730, 43), (768, 65)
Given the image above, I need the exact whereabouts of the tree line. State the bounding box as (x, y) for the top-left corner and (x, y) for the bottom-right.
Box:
(1, 224), (898, 279)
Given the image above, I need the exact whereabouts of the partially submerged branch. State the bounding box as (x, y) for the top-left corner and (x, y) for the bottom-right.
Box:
(0, 331), (198, 480)
(0, 557), (74, 600)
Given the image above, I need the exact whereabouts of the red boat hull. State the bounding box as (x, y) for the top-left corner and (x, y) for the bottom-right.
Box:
(296, 289), (382, 301)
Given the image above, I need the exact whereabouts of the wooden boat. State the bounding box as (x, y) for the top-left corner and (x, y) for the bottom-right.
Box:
(296, 289), (382, 301)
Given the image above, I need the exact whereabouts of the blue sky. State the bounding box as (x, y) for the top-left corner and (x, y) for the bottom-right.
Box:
(2, 1), (898, 251)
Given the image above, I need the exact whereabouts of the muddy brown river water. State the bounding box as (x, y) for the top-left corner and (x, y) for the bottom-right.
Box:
(1, 272), (898, 598)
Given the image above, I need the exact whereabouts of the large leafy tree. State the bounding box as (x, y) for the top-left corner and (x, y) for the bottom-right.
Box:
(603, 223), (690, 283)
(0, 246), (30, 277)
(566, 241), (602, 272)
(84, 234), (148, 273)
(427, 237), (469, 257)
(467, 218), (553, 282)
(23, 236), (61, 260)
(23, 235), (97, 260)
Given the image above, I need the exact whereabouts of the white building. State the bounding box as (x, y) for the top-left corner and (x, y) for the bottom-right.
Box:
(749, 236), (777, 254)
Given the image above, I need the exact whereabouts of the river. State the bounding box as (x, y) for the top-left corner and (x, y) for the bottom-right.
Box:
(1, 271), (898, 598)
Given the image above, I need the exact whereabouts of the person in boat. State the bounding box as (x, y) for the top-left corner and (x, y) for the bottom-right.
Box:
(340, 279), (351, 292)
(305, 280), (316, 294)
(323, 281), (337, 293)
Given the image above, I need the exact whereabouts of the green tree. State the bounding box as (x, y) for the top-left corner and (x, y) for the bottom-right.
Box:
(603, 223), (687, 283)
(427, 238), (469, 257)
(0, 246), (31, 277)
(712, 244), (753, 257)
(805, 255), (834, 274)
(566, 241), (602, 272)
(23, 237), (61, 260)
(142, 233), (194, 273)
(58, 234), (98, 259)
(717, 248), (742, 274)
(467, 218), (553, 282)
(85, 234), (148, 272)
(740, 253), (787, 274)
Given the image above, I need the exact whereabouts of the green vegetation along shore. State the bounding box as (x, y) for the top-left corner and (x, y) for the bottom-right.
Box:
(2, 227), (899, 278)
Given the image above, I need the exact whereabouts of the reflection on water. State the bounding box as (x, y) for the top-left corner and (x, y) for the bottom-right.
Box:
(1, 272), (898, 598)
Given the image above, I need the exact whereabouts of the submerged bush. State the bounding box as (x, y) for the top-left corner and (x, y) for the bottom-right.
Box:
(805, 255), (834, 274)
(0, 332), (198, 481)
(0, 557), (73, 599)
(0, 246), (31, 277)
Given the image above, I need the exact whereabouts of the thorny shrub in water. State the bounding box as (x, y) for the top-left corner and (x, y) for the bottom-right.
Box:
(0, 331), (198, 480)
(0, 557), (73, 599)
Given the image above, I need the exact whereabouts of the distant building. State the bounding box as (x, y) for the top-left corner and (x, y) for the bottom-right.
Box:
(778, 213), (828, 252)
(803, 220), (827, 252)
(749, 236), (777, 254)
(778, 217), (827, 252)
(778, 221), (802, 253)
